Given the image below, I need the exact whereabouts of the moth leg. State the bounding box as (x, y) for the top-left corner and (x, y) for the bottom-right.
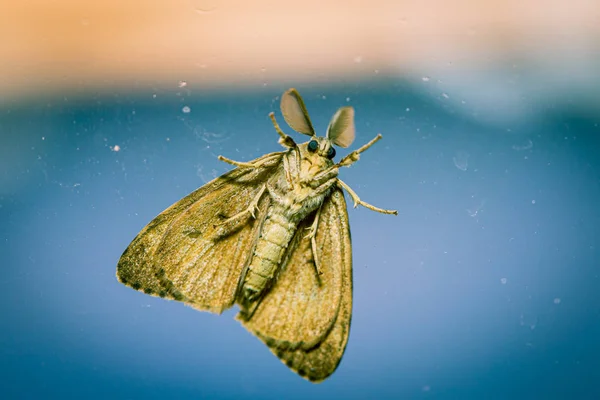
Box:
(305, 204), (323, 276)
(337, 179), (398, 215)
(214, 185), (267, 228)
(337, 133), (383, 168)
(282, 154), (295, 190)
(303, 165), (339, 188)
(269, 112), (296, 148)
(218, 153), (280, 169)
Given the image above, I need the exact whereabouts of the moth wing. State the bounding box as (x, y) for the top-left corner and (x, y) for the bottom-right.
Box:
(326, 106), (355, 148)
(273, 253), (352, 382)
(240, 189), (352, 381)
(280, 88), (316, 137)
(116, 152), (283, 313)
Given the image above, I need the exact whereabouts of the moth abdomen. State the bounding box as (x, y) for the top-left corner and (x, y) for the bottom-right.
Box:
(241, 209), (297, 299)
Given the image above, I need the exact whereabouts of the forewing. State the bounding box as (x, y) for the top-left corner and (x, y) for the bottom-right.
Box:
(326, 106), (355, 148)
(241, 189), (353, 380)
(280, 88), (316, 137)
(116, 152), (283, 313)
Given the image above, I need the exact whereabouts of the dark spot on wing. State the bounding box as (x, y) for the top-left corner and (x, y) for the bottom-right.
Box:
(280, 340), (291, 350)
(173, 292), (184, 301)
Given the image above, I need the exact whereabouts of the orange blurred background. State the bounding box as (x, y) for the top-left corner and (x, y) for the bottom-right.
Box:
(1, 0), (599, 102)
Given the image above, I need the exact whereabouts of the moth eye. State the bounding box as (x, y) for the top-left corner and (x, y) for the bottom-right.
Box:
(307, 140), (318, 152)
(326, 146), (336, 159)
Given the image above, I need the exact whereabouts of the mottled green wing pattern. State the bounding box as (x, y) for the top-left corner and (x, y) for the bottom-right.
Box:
(116, 152), (284, 312)
(240, 189), (353, 381)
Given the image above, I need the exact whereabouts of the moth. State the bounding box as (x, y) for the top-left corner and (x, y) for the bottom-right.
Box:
(116, 88), (397, 382)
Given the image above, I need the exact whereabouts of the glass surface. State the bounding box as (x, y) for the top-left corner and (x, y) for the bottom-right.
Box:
(1, 3), (599, 399)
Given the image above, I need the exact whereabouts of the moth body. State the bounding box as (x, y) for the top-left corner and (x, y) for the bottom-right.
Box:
(241, 142), (339, 309)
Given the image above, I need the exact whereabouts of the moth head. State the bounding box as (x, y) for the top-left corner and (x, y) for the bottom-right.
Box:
(294, 137), (335, 178)
(299, 137), (337, 168)
(281, 88), (356, 166)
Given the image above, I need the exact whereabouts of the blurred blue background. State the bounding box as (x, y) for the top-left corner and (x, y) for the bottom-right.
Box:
(1, 79), (599, 399)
